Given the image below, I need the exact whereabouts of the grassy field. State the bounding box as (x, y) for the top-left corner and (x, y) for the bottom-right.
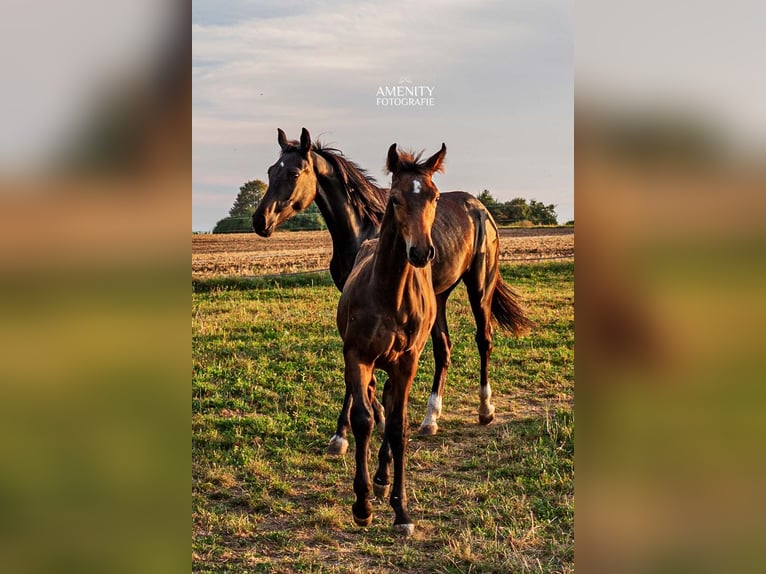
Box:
(192, 262), (573, 573)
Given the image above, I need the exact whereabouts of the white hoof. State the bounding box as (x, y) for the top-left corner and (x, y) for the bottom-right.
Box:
(418, 422), (438, 436)
(327, 434), (349, 455)
(478, 404), (496, 425)
(394, 523), (415, 536)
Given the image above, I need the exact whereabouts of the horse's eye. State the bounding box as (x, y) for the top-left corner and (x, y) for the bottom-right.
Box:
(391, 196), (400, 206)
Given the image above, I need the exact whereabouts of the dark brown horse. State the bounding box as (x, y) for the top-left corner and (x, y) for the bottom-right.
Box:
(253, 128), (532, 452)
(338, 143), (442, 535)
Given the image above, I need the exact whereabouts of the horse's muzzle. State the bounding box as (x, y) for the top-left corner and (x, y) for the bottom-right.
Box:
(252, 212), (275, 237)
(408, 244), (435, 267)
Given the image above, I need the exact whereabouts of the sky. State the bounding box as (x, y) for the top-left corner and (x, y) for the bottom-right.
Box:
(192, 0), (573, 231)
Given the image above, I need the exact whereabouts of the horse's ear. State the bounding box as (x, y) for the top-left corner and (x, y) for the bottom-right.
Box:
(423, 143), (447, 174)
(277, 128), (289, 151)
(300, 128), (312, 155)
(386, 143), (399, 173)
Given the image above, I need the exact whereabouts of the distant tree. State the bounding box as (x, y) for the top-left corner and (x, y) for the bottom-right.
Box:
(528, 200), (558, 225)
(476, 189), (505, 222)
(474, 191), (558, 225)
(504, 197), (531, 223)
(229, 180), (267, 217)
(477, 189), (498, 207)
(281, 203), (327, 231)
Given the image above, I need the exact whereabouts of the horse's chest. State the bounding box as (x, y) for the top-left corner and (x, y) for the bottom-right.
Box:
(339, 270), (436, 362)
(396, 321), (429, 352)
(345, 307), (429, 364)
(385, 303), (433, 355)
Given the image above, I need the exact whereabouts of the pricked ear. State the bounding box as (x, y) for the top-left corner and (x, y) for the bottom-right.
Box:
(277, 128), (289, 151)
(423, 142), (447, 173)
(300, 128), (312, 156)
(386, 143), (399, 173)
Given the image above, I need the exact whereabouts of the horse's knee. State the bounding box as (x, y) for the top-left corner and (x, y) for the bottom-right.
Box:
(350, 403), (373, 435)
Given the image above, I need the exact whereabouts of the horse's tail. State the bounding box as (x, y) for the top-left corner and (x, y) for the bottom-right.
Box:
(492, 277), (535, 336)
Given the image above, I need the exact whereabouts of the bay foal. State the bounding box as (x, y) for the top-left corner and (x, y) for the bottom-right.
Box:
(337, 143), (444, 535)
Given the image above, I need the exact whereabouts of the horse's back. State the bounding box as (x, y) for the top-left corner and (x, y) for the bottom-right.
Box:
(431, 192), (499, 292)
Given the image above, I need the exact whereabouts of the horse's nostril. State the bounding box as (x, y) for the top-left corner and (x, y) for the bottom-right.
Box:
(428, 246), (435, 260)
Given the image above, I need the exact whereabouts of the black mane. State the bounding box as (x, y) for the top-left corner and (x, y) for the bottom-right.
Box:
(313, 142), (389, 226)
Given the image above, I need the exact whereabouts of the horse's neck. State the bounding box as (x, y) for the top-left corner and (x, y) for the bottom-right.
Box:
(312, 153), (380, 288)
(371, 212), (418, 306)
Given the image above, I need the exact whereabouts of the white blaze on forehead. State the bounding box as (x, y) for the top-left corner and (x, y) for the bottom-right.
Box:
(279, 161), (285, 168)
(412, 180), (421, 194)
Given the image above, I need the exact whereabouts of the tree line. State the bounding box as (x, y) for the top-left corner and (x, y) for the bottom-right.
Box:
(212, 181), (559, 233)
(475, 190), (558, 226)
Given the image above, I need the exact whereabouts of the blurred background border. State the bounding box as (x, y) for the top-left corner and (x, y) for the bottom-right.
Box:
(0, 0), (764, 572)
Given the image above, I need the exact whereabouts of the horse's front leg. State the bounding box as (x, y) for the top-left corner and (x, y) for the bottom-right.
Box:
(346, 357), (375, 526)
(384, 356), (418, 536)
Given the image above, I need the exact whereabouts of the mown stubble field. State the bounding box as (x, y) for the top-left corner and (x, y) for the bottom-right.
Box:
(192, 227), (574, 279)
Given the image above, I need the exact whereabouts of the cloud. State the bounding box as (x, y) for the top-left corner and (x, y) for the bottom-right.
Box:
(193, 0), (573, 230)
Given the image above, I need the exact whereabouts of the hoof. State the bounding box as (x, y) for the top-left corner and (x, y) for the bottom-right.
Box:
(373, 482), (390, 499)
(478, 405), (496, 425)
(418, 423), (438, 436)
(478, 412), (495, 425)
(327, 435), (349, 455)
(353, 512), (373, 527)
(393, 523), (415, 536)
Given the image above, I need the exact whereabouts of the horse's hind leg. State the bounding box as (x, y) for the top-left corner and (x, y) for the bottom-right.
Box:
(373, 376), (393, 499)
(419, 292), (452, 435)
(369, 374), (386, 437)
(329, 375), (385, 456)
(464, 264), (497, 425)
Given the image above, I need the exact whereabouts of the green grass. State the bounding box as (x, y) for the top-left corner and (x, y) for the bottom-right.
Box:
(192, 262), (573, 573)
